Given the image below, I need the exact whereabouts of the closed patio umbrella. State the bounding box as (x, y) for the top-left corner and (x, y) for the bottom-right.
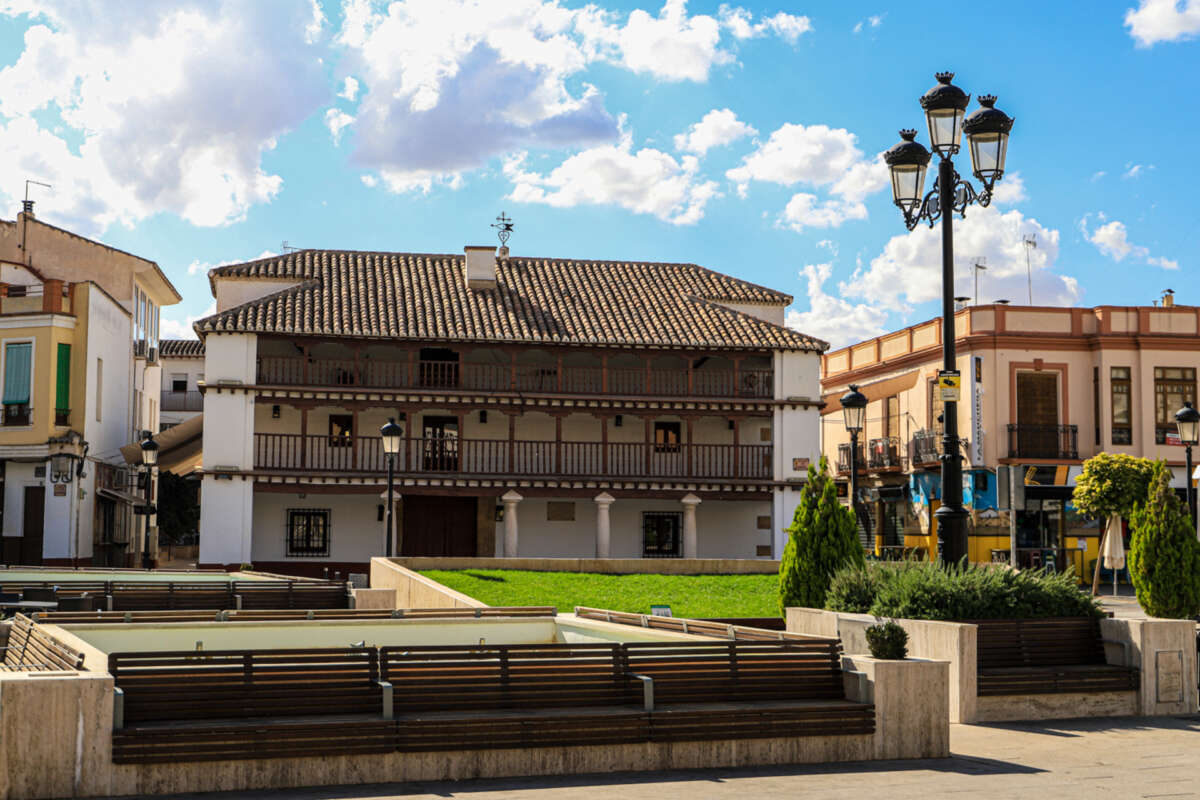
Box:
(1101, 515), (1126, 597)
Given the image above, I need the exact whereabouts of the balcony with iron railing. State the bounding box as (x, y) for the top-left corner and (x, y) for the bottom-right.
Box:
(836, 442), (865, 475)
(867, 436), (902, 470)
(162, 390), (204, 412)
(253, 433), (772, 481)
(1007, 424), (1079, 460)
(909, 429), (941, 467)
(254, 356), (774, 400)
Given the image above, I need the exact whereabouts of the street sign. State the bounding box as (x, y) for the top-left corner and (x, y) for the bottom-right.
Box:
(1165, 431), (1182, 446)
(937, 370), (961, 402)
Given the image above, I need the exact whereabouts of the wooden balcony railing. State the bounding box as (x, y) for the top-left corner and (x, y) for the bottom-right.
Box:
(253, 434), (772, 480)
(1007, 424), (1079, 460)
(161, 390), (204, 412)
(255, 357), (773, 399)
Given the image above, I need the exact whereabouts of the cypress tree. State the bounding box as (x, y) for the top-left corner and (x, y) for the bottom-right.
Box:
(779, 456), (865, 615)
(1127, 461), (1200, 619)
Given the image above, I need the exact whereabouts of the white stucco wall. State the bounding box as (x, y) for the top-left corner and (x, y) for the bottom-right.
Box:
(203, 334), (256, 470)
(250, 491), (383, 566)
(198, 476), (254, 566)
(771, 349), (823, 556)
(714, 301), (787, 327)
(215, 279), (301, 313)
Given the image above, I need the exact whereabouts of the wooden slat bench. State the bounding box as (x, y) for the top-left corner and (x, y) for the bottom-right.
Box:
(113, 718), (397, 764)
(110, 647), (385, 723)
(0, 614), (86, 671)
(3, 579), (350, 611)
(33, 606), (558, 625)
(972, 617), (1140, 696)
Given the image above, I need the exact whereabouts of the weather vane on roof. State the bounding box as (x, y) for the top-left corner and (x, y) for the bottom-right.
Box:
(491, 212), (514, 248)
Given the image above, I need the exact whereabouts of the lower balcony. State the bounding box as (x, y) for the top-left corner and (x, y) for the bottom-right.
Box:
(867, 437), (902, 470)
(909, 430), (940, 467)
(253, 434), (772, 480)
(1006, 423), (1079, 460)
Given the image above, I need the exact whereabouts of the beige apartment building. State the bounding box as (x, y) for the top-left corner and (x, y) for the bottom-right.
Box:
(821, 297), (1199, 575)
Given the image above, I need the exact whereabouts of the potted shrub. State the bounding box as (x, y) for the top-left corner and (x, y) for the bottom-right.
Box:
(865, 620), (908, 660)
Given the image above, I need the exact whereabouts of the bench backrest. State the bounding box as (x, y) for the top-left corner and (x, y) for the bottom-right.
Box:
(109, 647), (380, 722)
(1, 614), (86, 671)
(234, 581), (350, 609)
(381, 644), (635, 711)
(623, 640), (845, 704)
(972, 617), (1107, 670)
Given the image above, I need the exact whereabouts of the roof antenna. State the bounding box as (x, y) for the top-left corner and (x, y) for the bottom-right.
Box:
(280, 241), (301, 254)
(19, 179), (51, 254)
(971, 257), (987, 306)
(1022, 234), (1037, 305)
(491, 212), (513, 254)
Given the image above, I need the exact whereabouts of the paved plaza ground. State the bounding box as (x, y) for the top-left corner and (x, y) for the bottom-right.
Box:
(151, 715), (1199, 800)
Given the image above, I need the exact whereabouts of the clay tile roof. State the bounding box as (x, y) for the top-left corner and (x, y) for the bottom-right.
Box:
(197, 250), (827, 352)
(159, 339), (205, 358)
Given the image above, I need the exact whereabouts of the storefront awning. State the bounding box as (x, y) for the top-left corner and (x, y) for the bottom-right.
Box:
(822, 370), (920, 416)
(119, 414), (203, 475)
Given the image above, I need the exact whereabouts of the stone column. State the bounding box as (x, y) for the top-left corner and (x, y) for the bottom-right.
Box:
(501, 490), (522, 558)
(594, 492), (615, 558)
(681, 493), (701, 558)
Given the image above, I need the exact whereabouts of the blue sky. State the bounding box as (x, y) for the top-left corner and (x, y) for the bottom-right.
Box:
(0, 0), (1197, 347)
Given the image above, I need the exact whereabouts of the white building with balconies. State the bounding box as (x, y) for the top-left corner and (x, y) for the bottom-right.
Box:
(193, 245), (826, 575)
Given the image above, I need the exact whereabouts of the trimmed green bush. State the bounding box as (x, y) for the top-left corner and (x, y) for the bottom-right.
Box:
(824, 560), (1103, 621)
(865, 621), (908, 660)
(1072, 453), (1157, 519)
(1127, 461), (1200, 619)
(778, 456), (865, 616)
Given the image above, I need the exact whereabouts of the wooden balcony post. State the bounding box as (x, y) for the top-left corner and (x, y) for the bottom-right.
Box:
(644, 416), (652, 475)
(644, 354), (652, 394)
(300, 407), (308, 469)
(600, 414), (609, 474)
(555, 415), (563, 474)
(351, 409), (359, 470)
(404, 408), (412, 471)
(687, 355), (694, 396)
(556, 353), (563, 393)
(601, 354), (608, 393)
(508, 412), (516, 472)
(733, 357), (742, 396)
(302, 345), (310, 385)
(408, 347), (417, 389)
(509, 350), (517, 391)
(456, 411), (465, 472)
(686, 417), (693, 477)
(732, 417), (740, 479)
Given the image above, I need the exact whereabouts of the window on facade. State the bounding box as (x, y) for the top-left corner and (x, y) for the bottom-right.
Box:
(2, 341), (32, 427)
(171, 374), (188, 393)
(1154, 367), (1195, 444)
(653, 421), (681, 453)
(55, 343), (70, 425)
(883, 395), (900, 440)
(96, 358), (103, 422)
(1111, 367), (1132, 445)
(328, 414), (353, 447)
(642, 512), (682, 558)
(286, 509), (330, 557)
(928, 379), (944, 432)
(1092, 367), (1101, 446)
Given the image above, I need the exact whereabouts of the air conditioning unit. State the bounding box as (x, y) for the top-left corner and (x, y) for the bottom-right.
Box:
(133, 340), (148, 358)
(147, 346), (158, 363)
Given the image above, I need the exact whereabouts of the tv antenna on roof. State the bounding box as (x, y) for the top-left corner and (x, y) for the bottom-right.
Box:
(280, 241), (302, 254)
(972, 257), (987, 307)
(491, 212), (514, 249)
(23, 179), (51, 213)
(1022, 234), (1037, 305)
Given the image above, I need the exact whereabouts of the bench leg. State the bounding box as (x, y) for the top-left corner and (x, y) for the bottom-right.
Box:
(630, 674), (654, 712)
(113, 687), (124, 730)
(379, 681), (393, 720)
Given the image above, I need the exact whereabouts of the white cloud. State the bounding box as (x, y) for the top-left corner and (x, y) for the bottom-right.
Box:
(844, 206), (1078, 311)
(785, 263), (888, 349)
(0, 0), (328, 234)
(160, 303), (216, 340)
(779, 194), (866, 232)
(505, 136), (719, 225)
(991, 172), (1027, 205)
(616, 0), (729, 81)
(1123, 162), (1154, 178)
(716, 6), (811, 44)
(1091, 170), (1106, 182)
(673, 108), (756, 154)
(325, 108), (356, 145)
(816, 239), (838, 254)
(853, 13), (884, 33)
(1125, 0), (1200, 46)
(1085, 217), (1178, 269)
(338, 76), (360, 101)
(728, 122), (888, 230)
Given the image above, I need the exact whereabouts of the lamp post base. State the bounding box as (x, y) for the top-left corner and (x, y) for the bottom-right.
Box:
(934, 503), (969, 564)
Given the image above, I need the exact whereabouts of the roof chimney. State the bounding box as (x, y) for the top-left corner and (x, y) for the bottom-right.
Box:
(1162, 288), (1175, 308)
(463, 246), (498, 290)
(21, 199), (33, 217)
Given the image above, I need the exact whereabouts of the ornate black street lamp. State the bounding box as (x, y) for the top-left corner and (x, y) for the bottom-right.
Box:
(841, 385), (868, 533)
(1175, 401), (1200, 526)
(139, 431), (159, 570)
(884, 72), (1014, 563)
(380, 417), (403, 557)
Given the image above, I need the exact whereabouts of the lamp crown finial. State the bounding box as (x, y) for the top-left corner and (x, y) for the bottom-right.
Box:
(935, 71), (955, 84)
(978, 94), (997, 108)
(898, 129), (917, 141)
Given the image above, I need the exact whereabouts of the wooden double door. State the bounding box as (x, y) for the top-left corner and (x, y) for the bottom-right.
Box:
(2, 486), (44, 565)
(401, 495), (478, 557)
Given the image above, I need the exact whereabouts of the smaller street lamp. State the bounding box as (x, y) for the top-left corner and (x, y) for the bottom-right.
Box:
(841, 386), (868, 533)
(139, 431), (159, 570)
(1175, 401), (1200, 526)
(380, 417), (403, 558)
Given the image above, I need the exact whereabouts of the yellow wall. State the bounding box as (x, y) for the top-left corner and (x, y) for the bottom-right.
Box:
(0, 318), (78, 444)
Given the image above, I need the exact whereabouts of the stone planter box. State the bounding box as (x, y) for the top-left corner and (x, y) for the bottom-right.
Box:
(787, 608), (1197, 723)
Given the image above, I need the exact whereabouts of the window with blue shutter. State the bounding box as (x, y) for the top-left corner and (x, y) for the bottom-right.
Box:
(3, 342), (32, 426)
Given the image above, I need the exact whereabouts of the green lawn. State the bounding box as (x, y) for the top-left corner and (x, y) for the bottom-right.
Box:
(420, 569), (781, 618)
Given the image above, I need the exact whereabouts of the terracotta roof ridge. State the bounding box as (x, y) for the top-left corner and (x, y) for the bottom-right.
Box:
(196, 279), (320, 334)
(685, 294), (828, 352)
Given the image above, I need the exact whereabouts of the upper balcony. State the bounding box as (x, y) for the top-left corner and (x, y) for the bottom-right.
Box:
(0, 280), (73, 316)
(1007, 424), (1079, 460)
(162, 390), (203, 412)
(253, 433), (772, 481)
(867, 436), (902, 471)
(255, 355), (774, 400)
